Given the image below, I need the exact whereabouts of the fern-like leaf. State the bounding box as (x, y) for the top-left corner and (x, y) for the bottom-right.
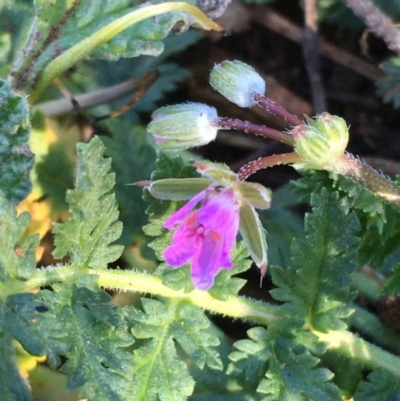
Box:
(129, 298), (222, 401)
(271, 188), (360, 331)
(52, 136), (123, 268)
(354, 370), (400, 401)
(228, 327), (341, 401)
(38, 278), (135, 400)
(0, 79), (34, 203)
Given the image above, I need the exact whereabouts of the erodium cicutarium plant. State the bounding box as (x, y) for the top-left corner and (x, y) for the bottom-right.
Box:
(3, 2), (400, 400)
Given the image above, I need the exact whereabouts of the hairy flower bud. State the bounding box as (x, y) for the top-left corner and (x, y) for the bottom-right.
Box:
(147, 103), (219, 151)
(292, 113), (349, 171)
(210, 60), (265, 108)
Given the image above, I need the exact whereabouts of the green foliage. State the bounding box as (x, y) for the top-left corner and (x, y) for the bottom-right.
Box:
(0, 0), (34, 75)
(3, 0), (400, 399)
(0, 79), (34, 203)
(294, 170), (400, 270)
(129, 298), (222, 401)
(354, 370), (400, 401)
(11, 0), (203, 93)
(102, 120), (156, 243)
(384, 262), (400, 295)
(228, 327), (341, 401)
(0, 192), (39, 401)
(0, 191), (38, 284)
(271, 188), (360, 331)
(52, 137), (123, 268)
(38, 279), (135, 400)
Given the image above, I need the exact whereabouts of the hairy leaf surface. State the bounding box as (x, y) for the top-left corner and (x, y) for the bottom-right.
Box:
(271, 188), (360, 331)
(38, 279), (135, 400)
(53, 136), (123, 268)
(13, 0), (204, 91)
(129, 298), (222, 401)
(354, 370), (400, 401)
(0, 79), (34, 203)
(102, 121), (156, 243)
(228, 327), (341, 401)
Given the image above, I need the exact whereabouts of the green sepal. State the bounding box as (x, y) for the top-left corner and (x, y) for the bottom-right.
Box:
(236, 181), (272, 210)
(148, 177), (211, 200)
(239, 203), (268, 274)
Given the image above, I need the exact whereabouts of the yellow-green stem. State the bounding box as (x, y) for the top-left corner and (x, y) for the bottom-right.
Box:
(30, 2), (222, 103)
(337, 153), (400, 211)
(314, 329), (400, 378)
(5, 264), (400, 377)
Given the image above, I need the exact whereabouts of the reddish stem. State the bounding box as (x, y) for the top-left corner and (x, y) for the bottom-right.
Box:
(252, 92), (304, 126)
(215, 117), (295, 147)
(238, 152), (301, 180)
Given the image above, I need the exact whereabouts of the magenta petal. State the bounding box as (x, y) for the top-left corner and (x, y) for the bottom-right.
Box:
(197, 189), (238, 232)
(198, 189), (239, 267)
(191, 232), (225, 290)
(163, 186), (240, 291)
(164, 189), (207, 230)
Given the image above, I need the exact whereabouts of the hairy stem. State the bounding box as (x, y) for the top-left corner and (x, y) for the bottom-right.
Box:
(215, 117), (295, 146)
(0, 265), (87, 302)
(350, 305), (400, 353)
(7, 265), (400, 376)
(315, 329), (400, 377)
(337, 153), (400, 211)
(343, 0), (400, 56)
(29, 2), (222, 103)
(238, 152), (301, 180)
(251, 92), (304, 126)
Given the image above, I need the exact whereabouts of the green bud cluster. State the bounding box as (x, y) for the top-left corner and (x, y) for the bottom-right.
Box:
(292, 113), (349, 171)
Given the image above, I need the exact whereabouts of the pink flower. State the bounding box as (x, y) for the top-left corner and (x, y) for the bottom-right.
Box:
(164, 187), (240, 290)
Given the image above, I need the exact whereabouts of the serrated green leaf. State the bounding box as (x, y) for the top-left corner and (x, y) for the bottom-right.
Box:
(228, 326), (341, 401)
(145, 153), (199, 221)
(354, 370), (400, 401)
(5, 293), (65, 368)
(270, 188), (360, 331)
(0, 191), (39, 283)
(39, 278), (135, 400)
(0, 326), (32, 401)
(129, 298), (222, 401)
(0, 0), (34, 75)
(52, 136), (123, 268)
(190, 323), (260, 401)
(0, 192), (42, 401)
(12, 0), (205, 94)
(294, 170), (400, 270)
(258, 337), (340, 401)
(0, 79), (34, 203)
(102, 120), (156, 244)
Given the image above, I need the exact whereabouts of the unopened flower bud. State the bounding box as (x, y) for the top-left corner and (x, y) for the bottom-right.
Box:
(292, 113), (349, 171)
(147, 103), (219, 151)
(210, 60), (265, 108)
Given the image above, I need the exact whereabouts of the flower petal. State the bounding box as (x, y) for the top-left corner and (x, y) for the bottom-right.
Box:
(164, 189), (207, 230)
(164, 212), (201, 266)
(191, 230), (226, 290)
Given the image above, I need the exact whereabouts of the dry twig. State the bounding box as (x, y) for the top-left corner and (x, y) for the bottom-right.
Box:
(344, 0), (400, 56)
